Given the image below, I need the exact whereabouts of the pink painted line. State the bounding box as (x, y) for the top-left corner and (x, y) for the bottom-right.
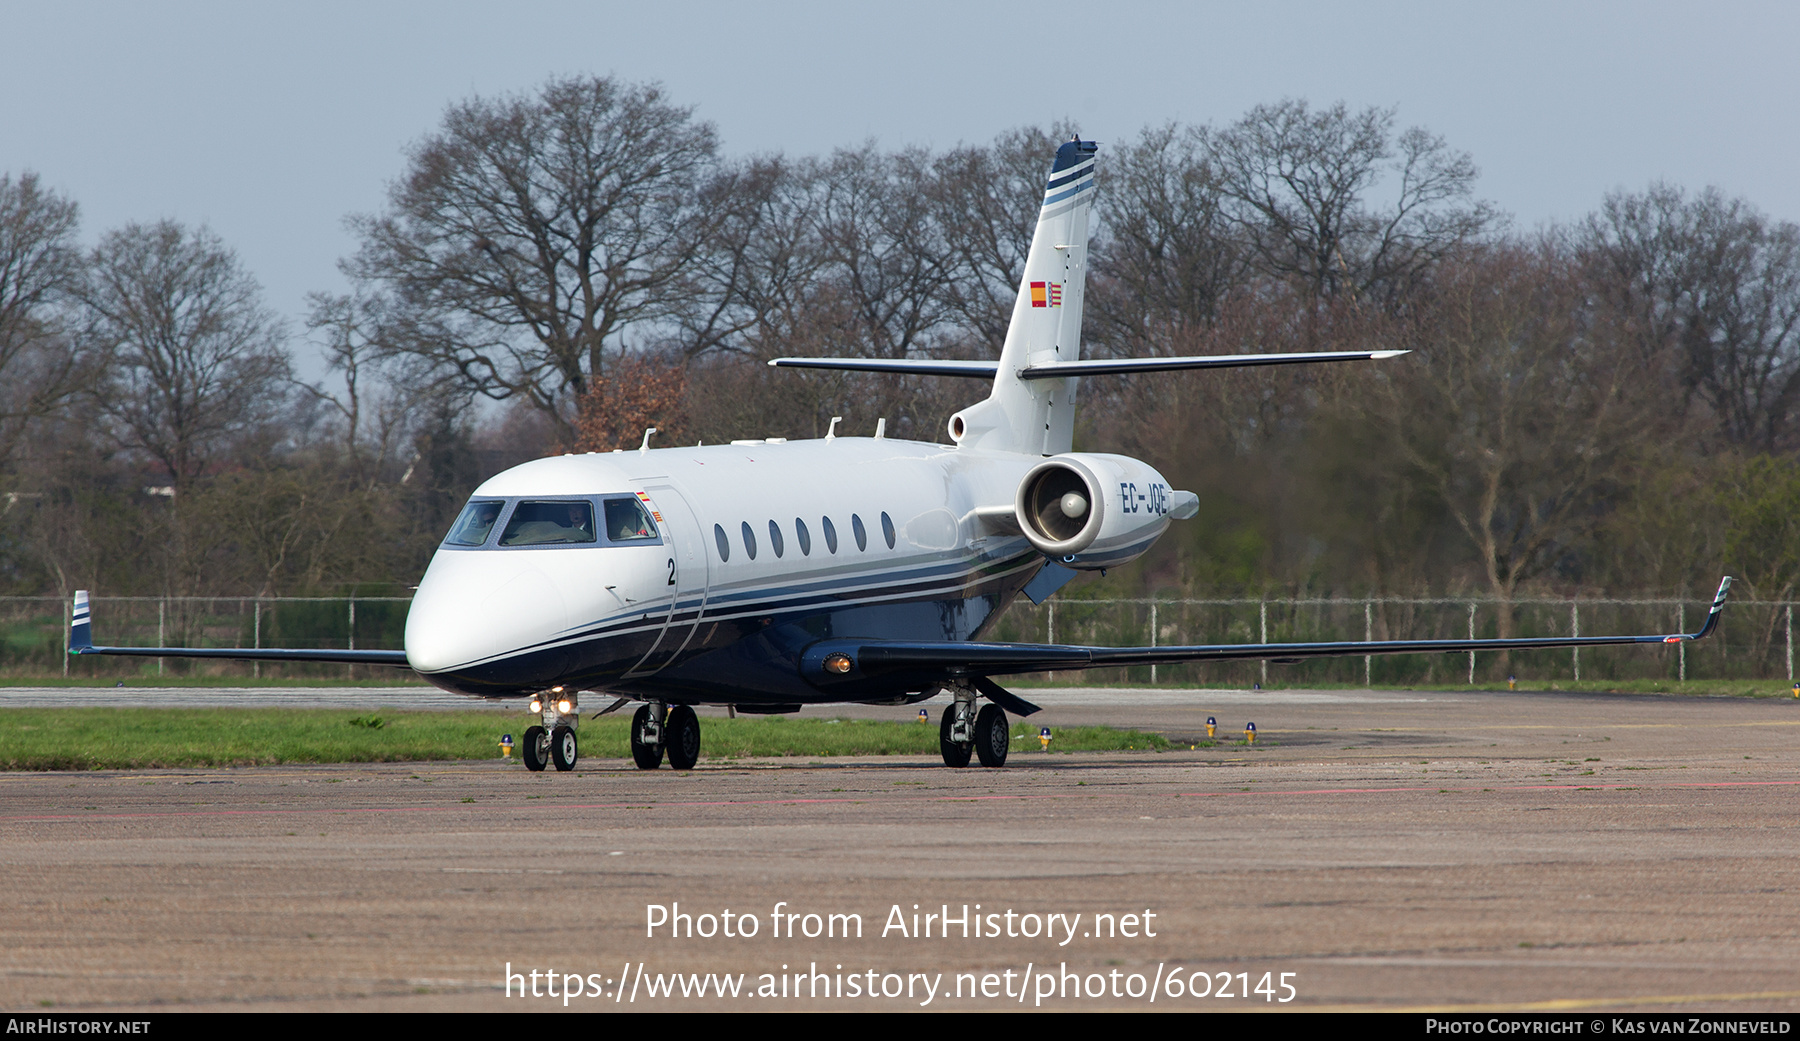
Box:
(4, 777), (1799, 825)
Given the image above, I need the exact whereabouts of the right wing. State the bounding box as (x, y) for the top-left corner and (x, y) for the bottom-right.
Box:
(803, 577), (1733, 692)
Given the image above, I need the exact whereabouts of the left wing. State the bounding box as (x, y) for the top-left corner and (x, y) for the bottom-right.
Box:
(68, 590), (412, 667)
(803, 577), (1733, 708)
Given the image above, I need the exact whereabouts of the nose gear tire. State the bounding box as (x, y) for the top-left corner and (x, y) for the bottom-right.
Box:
(551, 724), (578, 771)
(522, 724), (549, 772)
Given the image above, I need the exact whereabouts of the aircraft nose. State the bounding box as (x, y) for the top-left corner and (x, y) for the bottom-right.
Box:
(405, 551), (568, 673)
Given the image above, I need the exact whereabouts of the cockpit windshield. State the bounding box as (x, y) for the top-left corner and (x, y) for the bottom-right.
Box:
(604, 498), (659, 541)
(444, 500), (504, 546)
(499, 501), (597, 546)
(442, 495), (661, 549)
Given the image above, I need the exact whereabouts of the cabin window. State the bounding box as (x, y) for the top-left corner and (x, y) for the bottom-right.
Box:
(768, 520), (785, 558)
(603, 498), (658, 541)
(498, 501), (596, 546)
(444, 500), (504, 546)
(881, 511), (896, 549)
(822, 516), (838, 554)
(741, 521), (758, 560)
(714, 523), (730, 562)
(795, 518), (811, 556)
(852, 514), (867, 551)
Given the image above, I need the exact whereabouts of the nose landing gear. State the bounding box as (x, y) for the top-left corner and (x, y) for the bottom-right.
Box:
(523, 691), (580, 772)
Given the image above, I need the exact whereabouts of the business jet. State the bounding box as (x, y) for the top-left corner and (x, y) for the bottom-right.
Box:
(69, 137), (1732, 774)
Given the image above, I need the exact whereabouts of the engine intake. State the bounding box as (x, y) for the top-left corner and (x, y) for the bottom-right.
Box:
(1017, 459), (1103, 556)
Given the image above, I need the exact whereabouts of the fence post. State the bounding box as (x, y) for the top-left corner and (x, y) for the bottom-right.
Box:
(158, 597), (165, 677)
(1047, 601), (1055, 646)
(1788, 604), (1793, 683)
(1364, 599), (1372, 688)
(1467, 602), (1476, 685)
(62, 597), (69, 678)
(1678, 603), (1686, 682)
(253, 599), (261, 680)
(1260, 599), (1268, 687)
(1144, 597), (1159, 680)
(1571, 601), (1580, 683)
(347, 597), (356, 679)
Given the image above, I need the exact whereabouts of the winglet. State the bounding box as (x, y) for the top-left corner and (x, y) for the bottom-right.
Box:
(1692, 575), (1732, 640)
(1666, 576), (1732, 643)
(69, 590), (92, 655)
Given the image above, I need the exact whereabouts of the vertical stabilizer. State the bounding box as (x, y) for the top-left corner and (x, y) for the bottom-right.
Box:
(948, 138), (1098, 455)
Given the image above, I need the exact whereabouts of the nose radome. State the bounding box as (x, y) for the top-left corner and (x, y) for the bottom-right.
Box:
(405, 553), (566, 673)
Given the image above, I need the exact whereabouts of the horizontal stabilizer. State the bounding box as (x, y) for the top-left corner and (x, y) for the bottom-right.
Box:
(767, 358), (997, 378)
(1018, 350), (1408, 379)
(766, 350), (1407, 381)
(68, 590), (412, 667)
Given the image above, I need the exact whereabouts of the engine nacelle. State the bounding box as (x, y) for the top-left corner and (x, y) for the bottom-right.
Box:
(1014, 453), (1180, 570)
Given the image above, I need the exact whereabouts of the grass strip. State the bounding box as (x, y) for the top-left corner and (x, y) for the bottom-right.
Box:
(0, 709), (1169, 771)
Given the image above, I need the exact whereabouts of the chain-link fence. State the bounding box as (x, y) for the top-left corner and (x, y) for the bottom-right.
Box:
(0, 591), (1786, 684)
(987, 593), (1790, 687)
(0, 596), (411, 680)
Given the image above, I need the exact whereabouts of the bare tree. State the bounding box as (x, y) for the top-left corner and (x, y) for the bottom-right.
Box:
(670, 155), (832, 362)
(1365, 242), (1666, 633)
(305, 290), (468, 486)
(1586, 184), (1800, 451)
(81, 221), (291, 494)
(347, 75), (725, 443)
(930, 125), (1075, 356)
(1212, 100), (1497, 305)
(0, 172), (91, 466)
(1088, 123), (1248, 356)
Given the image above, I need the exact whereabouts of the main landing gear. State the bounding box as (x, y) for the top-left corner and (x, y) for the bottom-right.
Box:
(630, 702), (703, 771)
(523, 690), (580, 772)
(938, 685), (1008, 768)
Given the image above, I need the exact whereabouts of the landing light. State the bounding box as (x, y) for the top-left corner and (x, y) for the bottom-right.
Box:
(824, 653), (853, 675)
(529, 698), (543, 713)
(557, 698), (574, 714)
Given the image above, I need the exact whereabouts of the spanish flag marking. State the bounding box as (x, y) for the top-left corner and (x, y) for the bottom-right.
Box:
(1030, 281), (1048, 307)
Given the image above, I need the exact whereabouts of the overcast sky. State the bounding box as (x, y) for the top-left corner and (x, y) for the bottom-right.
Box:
(4, 0), (1796, 376)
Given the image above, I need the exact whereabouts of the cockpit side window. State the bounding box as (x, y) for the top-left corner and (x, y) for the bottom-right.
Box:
(444, 500), (504, 546)
(604, 498), (659, 541)
(499, 501), (597, 546)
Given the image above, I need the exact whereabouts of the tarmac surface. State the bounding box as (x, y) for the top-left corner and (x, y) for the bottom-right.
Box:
(3, 685), (1799, 1012)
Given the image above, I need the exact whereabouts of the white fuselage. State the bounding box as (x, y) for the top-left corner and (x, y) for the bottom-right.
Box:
(403, 435), (1173, 704)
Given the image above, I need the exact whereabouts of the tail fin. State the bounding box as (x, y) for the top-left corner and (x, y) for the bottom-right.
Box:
(69, 589), (92, 654)
(947, 137), (1098, 455)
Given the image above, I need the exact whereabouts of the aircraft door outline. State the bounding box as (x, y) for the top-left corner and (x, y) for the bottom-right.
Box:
(622, 481), (709, 676)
